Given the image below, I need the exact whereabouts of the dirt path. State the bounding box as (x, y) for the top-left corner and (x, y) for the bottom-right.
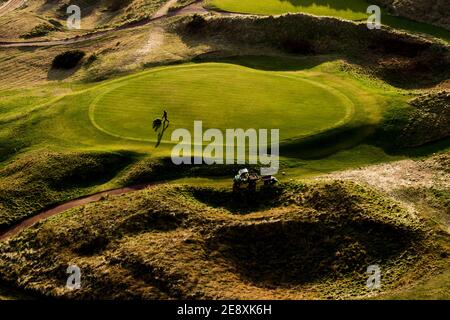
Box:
(153, 0), (178, 19)
(0, 0), (23, 17)
(0, 0), (207, 48)
(176, 1), (208, 15)
(321, 156), (449, 195)
(0, 183), (161, 241)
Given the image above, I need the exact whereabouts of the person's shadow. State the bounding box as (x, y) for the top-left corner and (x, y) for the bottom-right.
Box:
(152, 114), (170, 148)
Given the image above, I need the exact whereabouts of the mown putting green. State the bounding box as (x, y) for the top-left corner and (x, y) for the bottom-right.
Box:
(90, 63), (354, 144)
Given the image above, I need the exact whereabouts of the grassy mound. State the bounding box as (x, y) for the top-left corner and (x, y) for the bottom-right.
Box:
(1, 53), (445, 188)
(400, 91), (450, 147)
(373, 0), (450, 30)
(210, 217), (415, 286)
(0, 151), (134, 230)
(377, 91), (450, 148)
(178, 15), (450, 87)
(207, 0), (450, 41)
(0, 181), (440, 299)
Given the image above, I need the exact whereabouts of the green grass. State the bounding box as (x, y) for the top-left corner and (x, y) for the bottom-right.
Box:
(0, 56), (446, 224)
(209, 0), (369, 20)
(207, 0), (450, 42)
(0, 54), (448, 300)
(0, 55), (427, 228)
(0, 56), (437, 172)
(90, 63), (353, 144)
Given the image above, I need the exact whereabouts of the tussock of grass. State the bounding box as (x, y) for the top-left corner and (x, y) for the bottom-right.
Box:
(21, 23), (58, 39)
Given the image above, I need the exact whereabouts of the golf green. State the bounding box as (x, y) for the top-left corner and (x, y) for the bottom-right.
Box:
(89, 63), (354, 144)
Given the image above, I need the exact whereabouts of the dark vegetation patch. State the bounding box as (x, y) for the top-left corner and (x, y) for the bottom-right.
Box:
(187, 185), (285, 213)
(368, 37), (431, 58)
(116, 157), (262, 185)
(106, 0), (133, 11)
(281, 39), (315, 55)
(51, 50), (86, 70)
(209, 218), (417, 286)
(21, 23), (59, 39)
(185, 14), (207, 32)
(84, 53), (98, 66)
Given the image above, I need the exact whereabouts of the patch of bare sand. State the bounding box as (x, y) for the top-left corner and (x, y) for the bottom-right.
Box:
(322, 154), (449, 193)
(138, 27), (165, 57)
(319, 153), (450, 230)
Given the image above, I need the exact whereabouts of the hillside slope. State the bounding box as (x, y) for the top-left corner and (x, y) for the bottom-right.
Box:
(0, 181), (444, 299)
(0, 0), (166, 40)
(374, 0), (450, 30)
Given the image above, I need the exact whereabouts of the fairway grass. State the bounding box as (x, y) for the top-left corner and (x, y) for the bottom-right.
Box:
(208, 0), (369, 20)
(90, 63), (354, 144)
(208, 0), (450, 42)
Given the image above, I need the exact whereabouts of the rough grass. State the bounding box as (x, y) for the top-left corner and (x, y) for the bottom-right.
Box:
(207, 0), (450, 42)
(0, 0), (167, 36)
(373, 0), (450, 30)
(376, 91), (450, 149)
(0, 150), (135, 229)
(0, 181), (441, 299)
(20, 23), (59, 39)
(178, 14), (450, 88)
